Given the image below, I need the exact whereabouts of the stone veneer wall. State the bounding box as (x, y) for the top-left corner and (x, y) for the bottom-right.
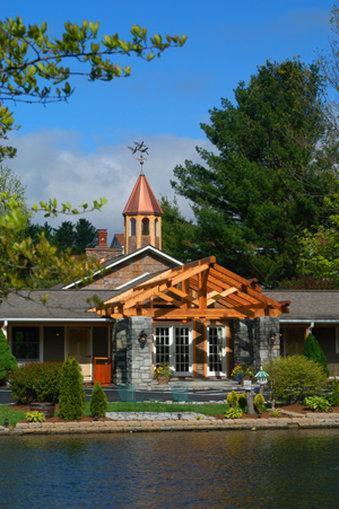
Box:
(113, 317), (154, 388)
(231, 317), (280, 369)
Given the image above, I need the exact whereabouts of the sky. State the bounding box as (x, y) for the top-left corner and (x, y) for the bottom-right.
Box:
(2, 0), (335, 237)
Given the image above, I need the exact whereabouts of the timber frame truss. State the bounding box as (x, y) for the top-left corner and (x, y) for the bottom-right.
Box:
(92, 256), (290, 321)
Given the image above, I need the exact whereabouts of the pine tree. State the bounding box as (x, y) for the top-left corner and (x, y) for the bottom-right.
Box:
(90, 382), (108, 418)
(304, 333), (328, 375)
(58, 356), (85, 420)
(74, 218), (98, 254)
(0, 329), (17, 383)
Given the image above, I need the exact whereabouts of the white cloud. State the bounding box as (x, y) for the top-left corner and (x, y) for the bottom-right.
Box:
(7, 130), (210, 242)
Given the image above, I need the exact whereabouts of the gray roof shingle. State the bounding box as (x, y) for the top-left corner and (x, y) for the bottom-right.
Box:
(266, 290), (339, 322)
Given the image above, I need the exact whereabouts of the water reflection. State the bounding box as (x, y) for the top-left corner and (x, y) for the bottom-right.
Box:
(0, 430), (338, 508)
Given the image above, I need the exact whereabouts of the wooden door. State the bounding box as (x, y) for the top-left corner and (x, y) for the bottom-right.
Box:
(67, 327), (92, 381)
(93, 357), (112, 385)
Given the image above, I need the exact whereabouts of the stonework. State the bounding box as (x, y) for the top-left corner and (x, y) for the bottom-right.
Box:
(84, 253), (176, 290)
(231, 317), (280, 369)
(113, 316), (154, 388)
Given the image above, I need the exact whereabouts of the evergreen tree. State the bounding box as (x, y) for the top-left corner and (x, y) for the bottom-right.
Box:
(53, 221), (75, 251)
(58, 356), (85, 420)
(0, 329), (17, 383)
(90, 382), (108, 418)
(172, 60), (338, 285)
(74, 218), (98, 254)
(304, 333), (328, 375)
(161, 197), (197, 262)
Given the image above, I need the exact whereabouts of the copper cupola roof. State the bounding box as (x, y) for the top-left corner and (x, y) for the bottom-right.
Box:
(123, 174), (162, 216)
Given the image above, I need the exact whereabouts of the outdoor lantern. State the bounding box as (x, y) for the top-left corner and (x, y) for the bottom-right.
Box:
(138, 330), (148, 348)
(255, 366), (269, 386)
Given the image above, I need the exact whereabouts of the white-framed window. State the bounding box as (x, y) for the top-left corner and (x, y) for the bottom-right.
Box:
(154, 324), (193, 376)
(207, 326), (227, 376)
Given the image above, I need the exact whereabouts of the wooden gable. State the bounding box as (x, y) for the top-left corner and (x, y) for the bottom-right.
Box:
(93, 256), (289, 320)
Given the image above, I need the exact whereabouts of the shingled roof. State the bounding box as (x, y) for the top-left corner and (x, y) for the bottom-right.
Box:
(265, 290), (339, 322)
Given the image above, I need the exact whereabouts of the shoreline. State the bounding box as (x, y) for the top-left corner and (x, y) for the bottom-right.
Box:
(1, 416), (339, 436)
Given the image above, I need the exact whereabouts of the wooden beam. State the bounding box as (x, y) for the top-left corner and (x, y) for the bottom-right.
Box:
(110, 307), (247, 319)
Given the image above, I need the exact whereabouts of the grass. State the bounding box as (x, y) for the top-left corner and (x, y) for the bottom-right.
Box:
(0, 405), (26, 426)
(93, 402), (227, 416)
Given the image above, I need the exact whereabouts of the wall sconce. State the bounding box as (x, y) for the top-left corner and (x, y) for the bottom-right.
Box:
(138, 330), (148, 348)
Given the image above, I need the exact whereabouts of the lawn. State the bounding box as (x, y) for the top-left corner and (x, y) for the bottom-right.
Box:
(0, 405), (26, 426)
(101, 402), (227, 415)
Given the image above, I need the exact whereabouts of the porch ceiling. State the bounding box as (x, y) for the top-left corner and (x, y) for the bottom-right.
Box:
(91, 256), (290, 320)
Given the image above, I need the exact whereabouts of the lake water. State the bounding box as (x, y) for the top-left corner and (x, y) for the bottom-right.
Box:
(0, 430), (338, 508)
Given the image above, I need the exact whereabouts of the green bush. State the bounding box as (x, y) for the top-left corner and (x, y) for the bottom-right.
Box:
(25, 410), (45, 423)
(328, 379), (339, 407)
(304, 396), (331, 412)
(267, 355), (327, 403)
(90, 382), (108, 418)
(10, 362), (62, 404)
(304, 333), (328, 374)
(225, 406), (243, 419)
(254, 393), (266, 414)
(226, 391), (239, 408)
(269, 409), (281, 418)
(237, 393), (248, 411)
(0, 329), (17, 384)
(58, 356), (85, 420)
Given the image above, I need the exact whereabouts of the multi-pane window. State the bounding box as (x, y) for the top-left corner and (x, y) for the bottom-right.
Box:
(174, 327), (190, 373)
(208, 327), (223, 373)
(155, 327), (170, 364)
(11, 326), (40, 360)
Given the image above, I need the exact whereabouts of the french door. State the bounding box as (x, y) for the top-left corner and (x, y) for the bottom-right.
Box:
(207, 326), (226, 377)
(154, 325), (192, 376)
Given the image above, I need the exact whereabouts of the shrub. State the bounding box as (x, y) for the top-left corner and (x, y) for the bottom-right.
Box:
(304, 396), (331, 413)
(269, 409), (281, 418)
(0, 329), (17, 384)
(10, 362), (62, 404)
(328, 379), (339, 407)
(25, 411), (45, 423)
(225, 406), (243, 419)
(58, 356), (85, 420)
(267, 355), (327, 403)
(304, 333), (328, 374)
(90, 382), (108, 418)
(237, 393), (248, 411)
(226, 391), (239, 408)
(254, 393), (266, 414)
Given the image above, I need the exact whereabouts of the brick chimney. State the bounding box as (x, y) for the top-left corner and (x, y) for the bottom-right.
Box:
(98, 229), (107, 248)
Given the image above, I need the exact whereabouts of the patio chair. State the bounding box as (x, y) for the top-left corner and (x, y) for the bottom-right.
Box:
(170, 383), (190, 403)
(117, 384), (136, 402)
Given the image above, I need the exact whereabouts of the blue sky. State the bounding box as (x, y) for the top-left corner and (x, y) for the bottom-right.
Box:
(2, 0), (335, 234)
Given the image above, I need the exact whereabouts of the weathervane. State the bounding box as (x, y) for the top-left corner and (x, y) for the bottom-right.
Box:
(128, 141), (149, 174)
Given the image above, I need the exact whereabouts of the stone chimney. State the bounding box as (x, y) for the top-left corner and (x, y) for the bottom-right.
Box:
(98, 229), (108, 248)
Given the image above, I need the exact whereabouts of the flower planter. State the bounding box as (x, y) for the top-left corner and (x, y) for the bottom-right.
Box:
(30, 402), (55, 418)
(156, 376), (170, 385)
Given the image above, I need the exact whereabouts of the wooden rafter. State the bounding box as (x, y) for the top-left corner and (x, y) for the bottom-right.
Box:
(90, 256), (289, 320)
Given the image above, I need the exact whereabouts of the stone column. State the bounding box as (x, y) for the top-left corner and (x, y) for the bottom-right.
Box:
(113, 317), (154, 388)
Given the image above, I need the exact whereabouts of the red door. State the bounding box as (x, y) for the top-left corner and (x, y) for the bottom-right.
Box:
(93, 357), (112, 385)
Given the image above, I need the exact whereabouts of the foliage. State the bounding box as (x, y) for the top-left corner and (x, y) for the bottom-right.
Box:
(0, 165), (25, 215)
(226, 390), (239, 408)
(153, 363), (174, 380)
(171, 59), (338, 285)
(25, 410), (45, 423)
(161, 197), (197, 262)
(0, 405), (25, 426)
(0, 16), (186, 159)
(267, 355), (328, 403)
(90, 382), (108, 418)
(327, 379), (339, 407)
(10, 362), (62, 404)
(225, 406), (243, 419)
(0, 193), (102, 300)
(297, 196), (339, 288)
(253, 393), (266, 414)
(53, 221), (75, 251)
(236, 392), (248, 411)
(269, 409), (281, 418)
(58, 357), (85, 420)
(74, 218), (98, 254)
(0, 329), (17, 383)
(231, 365), (244, 378)
(304, 396), (331, 413)
(303, 333), (328, 374)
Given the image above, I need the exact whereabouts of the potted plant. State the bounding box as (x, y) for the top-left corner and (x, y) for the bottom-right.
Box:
(154, 363), (174, 384)
(231, 364), (244, 384)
